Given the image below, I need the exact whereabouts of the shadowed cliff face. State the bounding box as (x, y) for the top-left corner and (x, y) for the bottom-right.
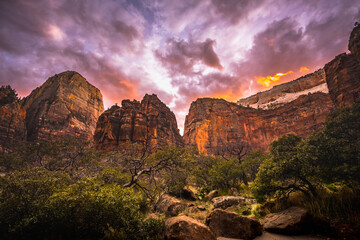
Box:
(94, 94), (183, 151)
(23, 71), (104, 141)
(0, 87), (26, 151)
(325, 25), (360, 108)
(183, 93), (334, 153)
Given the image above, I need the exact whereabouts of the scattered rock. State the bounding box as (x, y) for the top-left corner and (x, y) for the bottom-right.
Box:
(262, 207), (310, 235)
(155, 194), (185, 216)
(212, 196), (254, 209)
(165, 216), (216, 240)
(206, 209), (262, 239)
(197, 205), (206, 211)
(204, 190), (218, 201)
(181, 186), (197, 201)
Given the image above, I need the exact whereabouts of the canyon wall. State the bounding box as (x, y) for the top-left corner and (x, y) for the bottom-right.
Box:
(183, 93), (334, 153)
(23, 71), (104, 141)
(94, 94), (183, 151)
(324, 25), (360, 108)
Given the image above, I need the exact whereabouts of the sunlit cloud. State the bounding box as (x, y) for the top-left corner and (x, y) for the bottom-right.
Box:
(256, 71), (294, 87)
(47, 24), (65, 41)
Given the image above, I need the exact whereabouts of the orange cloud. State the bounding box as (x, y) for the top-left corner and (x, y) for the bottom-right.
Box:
(299, 66), (309, 72)
(256, 70), (294, 87)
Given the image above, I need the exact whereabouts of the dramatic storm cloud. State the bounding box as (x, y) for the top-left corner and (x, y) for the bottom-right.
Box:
(1, 0), (360, 133)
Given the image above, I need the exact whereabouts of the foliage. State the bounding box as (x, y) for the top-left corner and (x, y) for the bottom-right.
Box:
(0, 168), (164, 240)
(240, 150), (268, 182)
(300, 103), (360, 184)
(0, 85), (19, 106)
(252, 134), (319, 203)
(192, 154), (244, 192)
(252, 102), (360, 203)
(0, 139), (103, 174)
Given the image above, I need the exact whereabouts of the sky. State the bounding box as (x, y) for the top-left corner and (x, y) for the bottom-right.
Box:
(1, 0), (360, 134)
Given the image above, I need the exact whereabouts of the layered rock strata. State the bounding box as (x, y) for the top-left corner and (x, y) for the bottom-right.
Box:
(183, 93), (334, 152)
(23, 71), (104, 141)
(94, 94), (183, 150)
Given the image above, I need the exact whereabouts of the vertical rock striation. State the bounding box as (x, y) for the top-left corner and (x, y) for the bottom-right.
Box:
(183, 93), (334, 153)
(94, 94), (183, 150)
(23, 71), (104, 141)
(325, 25), (360, 108)
(0, 87), (26, 151)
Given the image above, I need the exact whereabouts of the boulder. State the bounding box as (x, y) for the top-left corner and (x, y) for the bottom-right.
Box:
(204, 190), (218, 201)
(155, 194), (184, 216)
(206, 209), (262, 239)
(165, 216), (216, 240)
(181, 186), (197, 201)
(212, 196), (254, 209)
(261, 207), (310, 235)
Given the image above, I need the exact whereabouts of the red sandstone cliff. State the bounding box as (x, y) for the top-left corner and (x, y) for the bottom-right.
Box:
(0, 86), (26, 151)
(325, 25), (360, 108)
(23, 71), (104, 141)
(183, 93), (334, 153)
(94, 94), (183, 150)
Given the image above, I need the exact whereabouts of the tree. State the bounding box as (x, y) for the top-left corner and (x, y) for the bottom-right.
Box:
(213, 140), (249, 163)
(299, 102), (360, 184)
(252, 134), (319, 202)
(0, 85), (18, 106)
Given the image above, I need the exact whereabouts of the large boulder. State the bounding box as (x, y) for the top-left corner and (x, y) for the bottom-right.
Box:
(261, 207), (310, 235)
(165, 216), (216, 240)
(206, 209), (262, 239)
(212, 196), (255, 209)
(154, 194), (185, 216)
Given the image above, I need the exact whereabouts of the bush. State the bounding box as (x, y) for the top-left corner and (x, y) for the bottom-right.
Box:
(0, 169), (164, 240)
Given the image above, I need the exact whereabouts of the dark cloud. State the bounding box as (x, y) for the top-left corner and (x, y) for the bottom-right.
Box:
(155, 38), (223, 77)
(210, 0), (266, 25)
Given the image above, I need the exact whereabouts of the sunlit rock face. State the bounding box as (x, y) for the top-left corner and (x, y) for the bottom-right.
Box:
(94, 94), (183, 150)
(0, 88), (26, 151)
(23, 71), (104, 141)
(183, 93), (334, 153)
(237, 69), (326, 109)
(325, 25), (360, 108)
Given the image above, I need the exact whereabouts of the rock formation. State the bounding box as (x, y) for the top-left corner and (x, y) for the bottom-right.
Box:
(206, 209), (263, 239)
(0, 86), (26, 151)
(183, 92), (334, 152)
(237, 69), (326, 109)
(94, 94), (183, 150)
(325, 25), (360, 108)
(23, 71), (104, 141)
(165, 216), (216, 240)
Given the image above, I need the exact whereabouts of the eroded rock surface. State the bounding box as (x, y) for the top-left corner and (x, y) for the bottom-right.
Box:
(23, 71), (104, 141)
(325, 25), (360, 108)
(0, 87), (26, 151)
(155, 194), (185, 216)
(165, 215), (216, 240)
(206, 209), (262, 239)
(94, 94), (183, 150)
(184, 93), (333, 152)
(262, 207), (310, 235)
(237, 69), (326, 109)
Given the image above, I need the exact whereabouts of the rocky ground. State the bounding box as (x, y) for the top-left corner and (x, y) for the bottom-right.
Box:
(158, 190), (354, 240)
